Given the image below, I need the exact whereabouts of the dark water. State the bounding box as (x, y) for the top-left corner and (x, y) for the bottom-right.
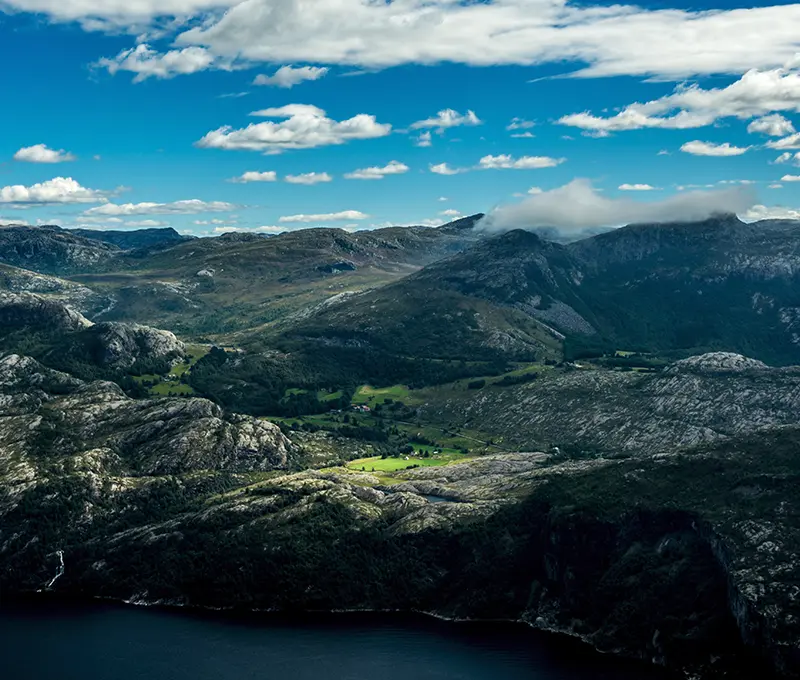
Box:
(0, 601), (666, 680)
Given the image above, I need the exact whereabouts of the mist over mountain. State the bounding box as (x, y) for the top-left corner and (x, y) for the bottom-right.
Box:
(477, 179), (757, 236)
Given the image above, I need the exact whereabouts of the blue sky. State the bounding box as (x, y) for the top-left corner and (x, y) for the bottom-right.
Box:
(1, 0), (800, 235)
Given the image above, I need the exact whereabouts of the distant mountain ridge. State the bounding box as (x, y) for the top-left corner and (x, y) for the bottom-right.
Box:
(68, 226), (191, 251)
(282, 214), (800, 366)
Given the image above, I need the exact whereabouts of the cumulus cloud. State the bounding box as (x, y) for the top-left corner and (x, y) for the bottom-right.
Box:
(440, 209), (461, 217)
(429, 163), (464, 175)
(477, 179), (756, 234)
(344, 160), (409, 180)
(478, 154), (565, 170)
(84, 199), (237, 216)
(781, 174), (800, 182)
(284, 172), (332, 185)
(230, 171), (277, 183)
(507, 118), (535, 131)
(7, 1), (800, 83)
(279, 210), (369, 223)
(0, 177), (111, 205)
(173, 1), (800, 80)
(747, 114), (796, 137)
(560, 60), (800, 133)
(680, 140), (749, 157)
(410, 109), (481, 133)
(96, 44), (217, 82)
(511, 132), (536, 139)
(741, 205), (800, 221)
(619, 183), (657, 191)
(414, 131), (432, 147)
(196, 104), (391, 154)
(774, 152), (800, 166)
(13, 144), (75, 163)
(253, 65), (328, 88)
(767, 133), (800, 150)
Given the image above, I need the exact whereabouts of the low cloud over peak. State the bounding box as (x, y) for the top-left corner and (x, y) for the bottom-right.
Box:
(477, 179), (757, 234)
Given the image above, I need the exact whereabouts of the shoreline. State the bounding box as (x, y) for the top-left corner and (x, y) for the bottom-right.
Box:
(1, 589), (672, 677)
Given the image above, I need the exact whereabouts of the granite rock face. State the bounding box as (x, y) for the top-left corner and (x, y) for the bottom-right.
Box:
(422, 353), (800, 455)
(0, 354), (292, 475)
(76, 322), (186, 370)
(0, 291), (91, 333)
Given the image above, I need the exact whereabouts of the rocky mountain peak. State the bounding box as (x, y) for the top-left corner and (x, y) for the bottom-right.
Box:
(0, 291), (91, 333)
(82, 322), (186, 369)
(667, 352), (770, 373)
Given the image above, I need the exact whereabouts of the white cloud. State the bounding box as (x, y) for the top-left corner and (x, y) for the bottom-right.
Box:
(253, 65), (328, 88)
(657, 150), (671, 156)
(96, 44), (217, 82)
(747, 114), (796, 137)
(680, 140), (749, 156)
(84, 199), (237, 216)
(676, 184), (714, 191)
(230, 171), (278, 183)
(781, 175), (800, 182)
(478, 179), (755, 233)
(194, 218), (231, 225)
(13, 144), (75, 163)
(774, 152), (800, 166)
(413, 131), (432, 147)
(507, 118), (535, 131)
(741, 204), (800, 221)
(438, 196), (448, 201)
(344, 160), (409, 180)
(8, 1), (800, 84)
(769, 184), (784, 189)
(619, 183), (657, 191)
(478, 154), (565, 170)
(0, 177), (110, 205)
(527, 187), (543, 195)
(511, 132), (536, 139)
(767, 133), (800, 150)
(285, 172), (333, 185)
(410, 109), (481, 133)
(560, 60), (800, 133)
(171, 1), (800, 80)
(429, 163), (464, 176)
(196, 104), (391, 153)
(439, 209), (461, 217)
(279, 210), (369, 223)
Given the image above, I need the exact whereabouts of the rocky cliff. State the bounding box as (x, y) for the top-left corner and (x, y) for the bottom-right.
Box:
(0, 291), (92, 334)
(69, 322), (186, 370)
(0, 263), (113, 317)
(2, 414), (796, 678)
(421, 353), (800, 455)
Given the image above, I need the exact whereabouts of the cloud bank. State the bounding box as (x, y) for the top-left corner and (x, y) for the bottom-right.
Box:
(477, 179), (757, 234)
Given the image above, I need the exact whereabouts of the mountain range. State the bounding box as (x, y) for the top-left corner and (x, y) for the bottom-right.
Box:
(2, 214), (800, 679)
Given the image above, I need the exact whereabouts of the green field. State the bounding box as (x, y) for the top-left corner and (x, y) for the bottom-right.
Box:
(132, 343), (210, 397)
(352, 384), (423, 406)
(346, 453), (466, 473)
